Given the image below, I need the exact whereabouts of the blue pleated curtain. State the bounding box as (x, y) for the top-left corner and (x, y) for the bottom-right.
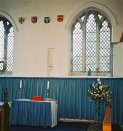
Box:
(0, 77), (123, 125)
(0, 77), (20, 101)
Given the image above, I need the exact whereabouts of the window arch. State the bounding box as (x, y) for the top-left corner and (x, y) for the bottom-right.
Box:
(0, 16), (14, 73)
(70, 9), (112, 76)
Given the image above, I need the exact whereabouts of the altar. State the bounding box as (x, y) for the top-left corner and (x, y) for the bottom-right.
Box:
(10, 99), (58, 127)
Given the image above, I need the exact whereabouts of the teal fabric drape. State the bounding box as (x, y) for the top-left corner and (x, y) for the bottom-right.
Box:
(21, 78), (48, 98)
(0, 77), (21, 101)
(10, 100), (51, 126)
(0, 77), (123, 125)
(52, 78), (105, 121)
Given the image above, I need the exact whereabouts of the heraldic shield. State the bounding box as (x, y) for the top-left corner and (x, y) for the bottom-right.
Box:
(44, 17), (50, 24)
(31, 16), (37, 23)
(18, 17), (25, 24)
(57, 15), (64, 22)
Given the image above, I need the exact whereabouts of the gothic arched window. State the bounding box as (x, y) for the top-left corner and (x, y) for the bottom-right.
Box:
(70, 9), (112, 76)
(0, 17), (14, 73)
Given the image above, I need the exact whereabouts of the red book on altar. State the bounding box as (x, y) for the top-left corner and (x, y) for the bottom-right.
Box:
(30, 96), (44, 101)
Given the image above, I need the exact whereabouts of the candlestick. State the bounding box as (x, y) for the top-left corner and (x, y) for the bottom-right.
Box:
(47, 81), (50, 98)
(19, 80), (22, 98)
(47, 81), (50, 89)
(20, 80), (22, 88)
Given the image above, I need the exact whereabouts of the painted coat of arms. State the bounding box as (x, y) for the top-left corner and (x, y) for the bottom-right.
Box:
(57, 15), (64, 22)
(31, 16), (37, 23)
(44, 17), (50, 24)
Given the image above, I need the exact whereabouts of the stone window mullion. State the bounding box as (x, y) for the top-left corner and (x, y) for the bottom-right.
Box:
(81, 19), (87, 72)
(110, 43), (113, 76)
(95, 19), (101, 72)
(70, 26), (74, 72)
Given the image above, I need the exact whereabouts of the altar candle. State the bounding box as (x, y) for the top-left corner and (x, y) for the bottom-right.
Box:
(20, 80), (22, 88)
(47, 81), (50, 89)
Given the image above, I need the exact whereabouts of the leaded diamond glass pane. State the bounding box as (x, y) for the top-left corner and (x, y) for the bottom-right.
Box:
(0, 21), (4, 70)
(72, 22), (83, 72)
(86, 14), (96, 72)
(71, 10), (112, 75)
(7, 27), (14, 71)
(100, 21), (110, 72)
(0, 18), (14, 72)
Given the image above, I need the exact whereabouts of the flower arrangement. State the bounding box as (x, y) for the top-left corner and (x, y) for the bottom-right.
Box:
(88, 78), (112, 121)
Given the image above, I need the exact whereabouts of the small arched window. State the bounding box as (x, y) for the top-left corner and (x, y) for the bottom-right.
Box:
(0, 16), (14, 73)
(70, 9), (112, 76)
